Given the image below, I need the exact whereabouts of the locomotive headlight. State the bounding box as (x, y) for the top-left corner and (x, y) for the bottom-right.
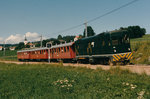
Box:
(114, 50), (116, 52)
(128, 48), (130, 51)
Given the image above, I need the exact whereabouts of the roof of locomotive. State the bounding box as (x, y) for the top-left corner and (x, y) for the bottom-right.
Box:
(75, 30), (128, 42)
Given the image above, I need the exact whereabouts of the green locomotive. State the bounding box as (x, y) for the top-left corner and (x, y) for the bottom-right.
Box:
(75, 30), (133, 65)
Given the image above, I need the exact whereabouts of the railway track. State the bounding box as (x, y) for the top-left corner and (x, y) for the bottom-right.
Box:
(0, 60), (150, 75)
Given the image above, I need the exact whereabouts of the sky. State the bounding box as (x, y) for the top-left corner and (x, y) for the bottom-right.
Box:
(0, 0), (149, 44)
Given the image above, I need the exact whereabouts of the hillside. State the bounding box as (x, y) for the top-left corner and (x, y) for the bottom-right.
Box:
(130, 34), (150, 64)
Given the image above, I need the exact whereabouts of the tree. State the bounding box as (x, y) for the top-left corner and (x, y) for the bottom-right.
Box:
(16, 42), (25, 50)
(57, 35), (63, 40)
(83, 26), (95, 37)
(120, 25), (146, 38)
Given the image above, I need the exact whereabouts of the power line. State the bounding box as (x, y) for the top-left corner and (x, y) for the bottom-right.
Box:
(48, 0), (139, 36)
(87, 0), (139, 23)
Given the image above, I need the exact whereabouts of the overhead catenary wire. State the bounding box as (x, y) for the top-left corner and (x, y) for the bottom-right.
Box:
(2, 0), (140, 44)
(48, 0), (139, 36)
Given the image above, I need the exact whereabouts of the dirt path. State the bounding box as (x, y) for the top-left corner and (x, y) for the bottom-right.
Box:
(0, 60), (150, 75)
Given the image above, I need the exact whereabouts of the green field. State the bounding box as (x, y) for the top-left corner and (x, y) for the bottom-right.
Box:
(0, 50), (17, 61)
(0, 62), (150, 99)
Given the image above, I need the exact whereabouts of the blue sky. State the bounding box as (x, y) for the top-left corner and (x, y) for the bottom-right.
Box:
(0, 0), (149, 44)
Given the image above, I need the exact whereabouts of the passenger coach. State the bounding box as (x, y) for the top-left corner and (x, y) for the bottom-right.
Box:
(17, 42), (76, 62)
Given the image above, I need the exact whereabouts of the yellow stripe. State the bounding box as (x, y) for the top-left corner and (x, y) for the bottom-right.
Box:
(113, 59), (116, 61)
(126, 53), (130, 58)
(123, 54), (126, 58)
(119, 54), (122, 58)
(130, 56), (133, 59)
(128, 53), (133, 60)
(116, 55), (121, 60)
(113, 55), (119, 61)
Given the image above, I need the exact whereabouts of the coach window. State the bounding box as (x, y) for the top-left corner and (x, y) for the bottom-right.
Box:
(59, 48), (60, 53)
(64, 47), (66, 52)
(56, 48), (58, 53)
(67, 46), (69, 52)
(61, 47), (63, 53)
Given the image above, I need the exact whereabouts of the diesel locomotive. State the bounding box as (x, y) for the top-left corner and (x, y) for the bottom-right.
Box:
(17, 30), (133, 65)
(75, 30), (132, 65)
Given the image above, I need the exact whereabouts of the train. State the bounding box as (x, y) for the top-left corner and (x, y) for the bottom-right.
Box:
(17, 30), (133, 65)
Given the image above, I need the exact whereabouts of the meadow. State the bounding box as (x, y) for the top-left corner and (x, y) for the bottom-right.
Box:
(0, 50), (17, 61)
(0, 62), (150, 99)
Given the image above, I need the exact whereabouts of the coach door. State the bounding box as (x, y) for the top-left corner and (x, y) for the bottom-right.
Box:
(87, 42), (94, 56)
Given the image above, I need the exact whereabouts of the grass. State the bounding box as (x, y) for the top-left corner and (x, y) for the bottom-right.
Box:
(0, 50), (17, 61)
(130, 34), (150, 64)
(0, 63), (150, 99)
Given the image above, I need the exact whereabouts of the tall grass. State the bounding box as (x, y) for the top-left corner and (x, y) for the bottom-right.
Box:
(0, 63), (150, 98)
(130, 34), (150, 64)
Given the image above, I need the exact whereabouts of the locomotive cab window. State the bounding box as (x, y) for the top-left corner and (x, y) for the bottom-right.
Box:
(123, 34), (129, 44)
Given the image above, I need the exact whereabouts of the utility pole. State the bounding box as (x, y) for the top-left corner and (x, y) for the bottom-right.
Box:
(3, 41), (5, 56)
(84, 22), (88, 37)
(40, 35), (42, 48)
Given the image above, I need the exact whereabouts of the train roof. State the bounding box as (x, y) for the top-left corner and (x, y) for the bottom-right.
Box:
(17, 47), (49, 53)
(17, 42), (75, 53)
(76, 30), (128, 42)
(50, 42), (74, 49)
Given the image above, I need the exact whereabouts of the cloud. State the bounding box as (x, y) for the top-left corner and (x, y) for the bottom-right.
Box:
(5, 34), (23, 44)
(25, 32), (41, 42)
(4, 32), (46, 44)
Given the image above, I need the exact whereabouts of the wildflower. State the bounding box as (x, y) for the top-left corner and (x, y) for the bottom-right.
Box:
(107, 78), (110, 81)
(68, 84), (72, 87)
(126, 83), (129, 86)
(122, 82), (125, 85)
(130, 84), (133, 87)
(137, 90), (145, 99)
(131, 86), (136, 89)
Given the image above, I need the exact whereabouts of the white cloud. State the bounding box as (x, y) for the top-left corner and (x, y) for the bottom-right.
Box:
(4, 32), (46, 44)
(5, 34), (23, 44)
(25, 32), (41, 42)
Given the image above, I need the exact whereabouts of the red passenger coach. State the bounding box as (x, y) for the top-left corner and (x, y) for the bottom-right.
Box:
(17, 42), (76, 62)
(49, 42), (76, 61)
(17, 47), (49, 61)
